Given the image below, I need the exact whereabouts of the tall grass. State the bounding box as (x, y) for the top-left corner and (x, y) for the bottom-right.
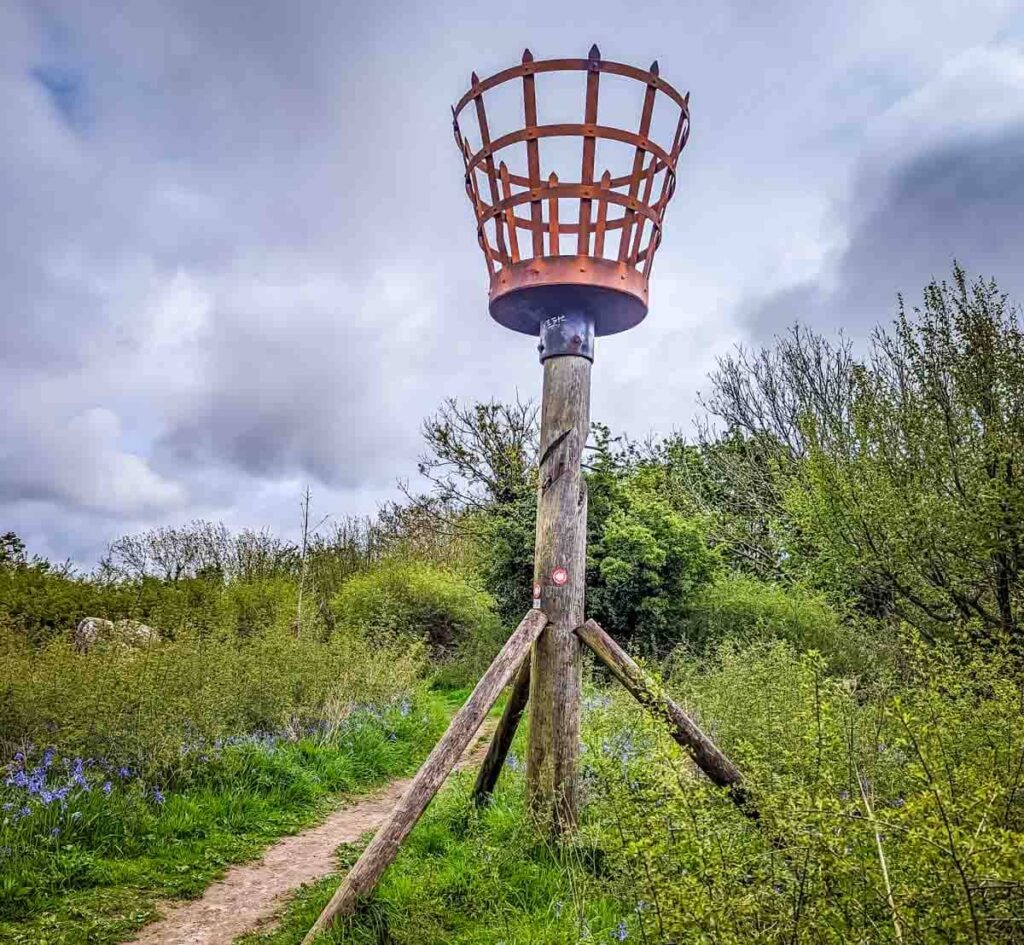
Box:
(0, 623), (424, 782)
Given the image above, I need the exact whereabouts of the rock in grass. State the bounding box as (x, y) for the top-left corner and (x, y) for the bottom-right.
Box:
(72, 617), (161, 653)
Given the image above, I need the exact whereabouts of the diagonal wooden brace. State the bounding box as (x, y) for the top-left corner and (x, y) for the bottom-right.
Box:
(301, 609), (548, 943)
(575, 618), (756, 817)
(473, 657), (531, 806)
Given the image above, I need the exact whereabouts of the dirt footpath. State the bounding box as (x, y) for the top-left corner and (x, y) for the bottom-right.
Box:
(127, 721), (497, 945)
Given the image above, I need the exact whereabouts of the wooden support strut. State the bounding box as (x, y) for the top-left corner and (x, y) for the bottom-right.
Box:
(472, 657), (531, 806)
(301, 609), (548, 942)
(575, 618), (756, 816)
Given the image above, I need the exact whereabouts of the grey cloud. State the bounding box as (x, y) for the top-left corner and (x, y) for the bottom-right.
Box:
(742, 123), (1024, 342)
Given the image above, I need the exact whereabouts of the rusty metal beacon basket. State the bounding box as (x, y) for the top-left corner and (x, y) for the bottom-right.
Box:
(452, 45), (690, 347)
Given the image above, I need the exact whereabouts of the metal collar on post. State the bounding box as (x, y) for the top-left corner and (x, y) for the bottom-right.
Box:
(538, 312), (595, 362)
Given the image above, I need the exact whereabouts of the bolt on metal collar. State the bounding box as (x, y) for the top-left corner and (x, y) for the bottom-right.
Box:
(538, 312), (595, 362)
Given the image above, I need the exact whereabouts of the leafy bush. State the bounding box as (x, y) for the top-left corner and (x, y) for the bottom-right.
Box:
(332, 560), (503, 663)
(0, 622), (424, 783)
(682, 572), (872, 674)
(588, 477), (718, 653)
(581, 640), (1024, 943)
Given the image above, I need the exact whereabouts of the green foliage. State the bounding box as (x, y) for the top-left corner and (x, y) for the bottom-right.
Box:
(683, 572), (872, 674)
(699, 266), (1024, 650)
(0, 553), (113, 645)
(332, 559), (504, 678)
(0, 622), (425, 785)
(470, 490), (538, 628)
(590, 484), (716, 651)
(583, 640), (1024, 943)
(586, 433), (719, 651)
(790, 267), (1024, 648)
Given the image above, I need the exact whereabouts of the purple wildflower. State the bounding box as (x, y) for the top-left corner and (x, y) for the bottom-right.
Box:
(615, 920), (629, 941)
(152, 787), (165, 805)
(102, 781), (113, 795)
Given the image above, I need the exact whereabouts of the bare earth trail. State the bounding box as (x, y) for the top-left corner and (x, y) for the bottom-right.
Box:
(128, 719), (498, 945)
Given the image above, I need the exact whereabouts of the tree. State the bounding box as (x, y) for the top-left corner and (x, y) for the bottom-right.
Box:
(693, 325), (857, 581)
(412, 396), (538, 510)
(792, 266), (1024, 648)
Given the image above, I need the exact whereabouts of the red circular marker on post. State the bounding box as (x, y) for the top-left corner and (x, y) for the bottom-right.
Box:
(551, 566), (569, 587)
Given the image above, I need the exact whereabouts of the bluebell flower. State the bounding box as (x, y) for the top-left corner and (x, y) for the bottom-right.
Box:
(51, 827), (60, 837)
(615, 920), (629, 941)
(152, 787), (166, 805)
(102, 781), (113, 795)
(17, 806), (31, 819)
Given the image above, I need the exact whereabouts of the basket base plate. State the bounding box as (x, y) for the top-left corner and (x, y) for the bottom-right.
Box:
(489, 283), (647, 337)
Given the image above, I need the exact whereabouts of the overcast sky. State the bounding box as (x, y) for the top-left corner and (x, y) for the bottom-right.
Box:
(3, 0), (1024, 567)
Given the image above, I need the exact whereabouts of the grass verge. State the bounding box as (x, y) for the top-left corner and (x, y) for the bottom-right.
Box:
(0, 695), (448, 945)
(238, 764), (628, 945)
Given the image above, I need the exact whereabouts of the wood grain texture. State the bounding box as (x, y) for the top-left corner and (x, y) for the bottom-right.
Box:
(576, 618), (756, 815)
(527, 354), (591, 833)
(472, 658), (530, 806)
(301, 609), (548, 942)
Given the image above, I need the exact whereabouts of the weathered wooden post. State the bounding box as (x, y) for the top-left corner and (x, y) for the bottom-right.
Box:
(302, 46), (751, 940)
(453, 44), (690, 832)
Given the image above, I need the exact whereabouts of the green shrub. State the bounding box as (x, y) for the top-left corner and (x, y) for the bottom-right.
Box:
(588, 480), (718, 653)
(581, 639), (1024, 943)
(0, 622), (425, 782)
(683, 572), (872, 674)
(332, 560), (503, 665)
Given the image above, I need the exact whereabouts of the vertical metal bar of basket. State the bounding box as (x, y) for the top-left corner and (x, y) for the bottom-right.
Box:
(593, 169), (611, 258)
(577, 44), (601, 256)
(547, 172), (560, 255)
(472, 72), (509, 266)
(617, 61), (658, 262)
(499, 161), (521, 263)
(522, 49), (545, 258)
(629, 156), (656, 264)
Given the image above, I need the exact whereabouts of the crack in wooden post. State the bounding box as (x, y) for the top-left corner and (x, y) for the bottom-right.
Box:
(574, 618), (757, 817)
(300, 609), (548, 942)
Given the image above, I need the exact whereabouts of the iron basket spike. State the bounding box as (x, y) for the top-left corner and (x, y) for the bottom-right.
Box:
(451, 45), (690, 342)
